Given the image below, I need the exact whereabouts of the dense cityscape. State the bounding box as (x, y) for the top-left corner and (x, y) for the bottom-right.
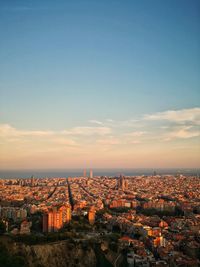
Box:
(1, 0), (200, 266)
(0, 171), (200, 267)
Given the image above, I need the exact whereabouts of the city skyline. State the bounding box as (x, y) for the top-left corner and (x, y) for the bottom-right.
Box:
(0, 0), (200, 169)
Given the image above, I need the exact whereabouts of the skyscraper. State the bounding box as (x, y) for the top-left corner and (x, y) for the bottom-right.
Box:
(83, 169), (87, 177)
(31, 175), (34, 187)
(89, 169), (93, 179)
(118, 174), (127, 191)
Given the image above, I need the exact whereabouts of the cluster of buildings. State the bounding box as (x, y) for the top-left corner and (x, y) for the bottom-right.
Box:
(0, 173), (200, 266)
(0, 206), (27, 222)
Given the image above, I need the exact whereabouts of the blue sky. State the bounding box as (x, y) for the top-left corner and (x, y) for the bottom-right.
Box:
(0, 0), (199, 168)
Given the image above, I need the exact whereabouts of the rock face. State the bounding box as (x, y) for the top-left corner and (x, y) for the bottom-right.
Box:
(12, 240), (97, 267)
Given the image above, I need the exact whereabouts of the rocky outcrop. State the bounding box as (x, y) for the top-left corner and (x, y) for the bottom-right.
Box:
(0, 236), (123, 267)
(12, 240), (97, 267)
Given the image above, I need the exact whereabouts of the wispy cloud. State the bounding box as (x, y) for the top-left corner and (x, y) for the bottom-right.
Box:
(124, 131), (145, 137)
(104, 119), (141, 128)
(0, 124), (54, 137)
(62, 126), (111, 136)
(97, 136), (120, 145)
(106, 119), (114, 123)
(88, 120), (103, 125)
(1, 107), (199, 152)
(51, 137), (78, 146)
(164, 126), (200, 141)
(96, 132), (145, 146)
(1, 107), (200, 168)
(0, 124), (111, 138)
(0, 124), (77, 147)
(144, 107), (200, 125)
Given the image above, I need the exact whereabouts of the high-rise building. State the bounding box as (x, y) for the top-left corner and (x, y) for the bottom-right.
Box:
(89, 169), (93, 179)
(66, 207), (71, 223)
(62, 205), (71, 224)
(88, 206), (96, 225)
(42, 206), (71, 233)
(83, 169), (87, 177)
(124, 179), (128, 190)
(117, 174), (127, 191)
(31, 175), (34, 187)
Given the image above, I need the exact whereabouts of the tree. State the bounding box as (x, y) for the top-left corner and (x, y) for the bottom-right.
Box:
(0, 221), (6, 234)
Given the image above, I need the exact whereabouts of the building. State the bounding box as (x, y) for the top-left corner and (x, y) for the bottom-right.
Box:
(61, 205), (71, 223)
(83, 169), (87, 177)
(89, 169), (93, 179)
(88, 206), (96, 225)
(31, 175), (35, 187)
(44, 208), (62, 232)
(43, 206), (71, 233)
(118, 174), (127, 190)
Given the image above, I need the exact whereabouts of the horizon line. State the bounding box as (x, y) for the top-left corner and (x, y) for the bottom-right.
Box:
(0, 167), (200, 171)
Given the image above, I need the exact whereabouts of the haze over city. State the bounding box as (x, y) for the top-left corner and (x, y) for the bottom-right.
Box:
(0, 0), (200, 169)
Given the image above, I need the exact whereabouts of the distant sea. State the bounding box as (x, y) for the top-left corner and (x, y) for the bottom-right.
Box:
(0, 168), (199, 179)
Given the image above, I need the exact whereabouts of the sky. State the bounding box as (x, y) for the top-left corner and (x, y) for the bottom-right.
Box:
(0, 0), (200, 169)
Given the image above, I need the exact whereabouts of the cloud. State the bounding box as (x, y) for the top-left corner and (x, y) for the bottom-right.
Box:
(0, 124), (77, 147)
(88, 120), (103, 125)
(164, 126), (200, 141)
(144, 107), (200, 125)
(96, 132), (144, 146)
(97, 136), (120, 145)
(1, 107), (199, 150)
(105, 119), (141, 128)
(62, 126), (111, 136)
(124, 131), (145, 137)
(0, 124), (111, 138)
(51, 138), (78, 146)
(130, 140), (141, 144)
(0, 124), (54, 137)
(142, 108), (200, 141)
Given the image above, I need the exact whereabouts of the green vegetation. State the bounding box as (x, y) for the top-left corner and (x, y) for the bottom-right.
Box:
(96, 208), (111, 216)
(63, 215), (93, 232)
(137, 206), (184, 217)
(104, 233), (120, 243)
(0, 221), (6, 235)
(0, 241), (26, 267)
(30, 212), (43, 232)
(12, 231), (79, 245)
(137, 207), (183, 218)
(94, 245), (113, 267)
(110, 207), (131, 213)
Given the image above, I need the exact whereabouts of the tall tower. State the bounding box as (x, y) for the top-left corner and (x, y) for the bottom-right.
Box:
(122, 176), (125, 191)
(83, 169), (87, 177)
(118, 174), (126, 190)
(31, 175), (34, 187)
(89, 169), (93, 179)
(124, 179), (128, 190)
